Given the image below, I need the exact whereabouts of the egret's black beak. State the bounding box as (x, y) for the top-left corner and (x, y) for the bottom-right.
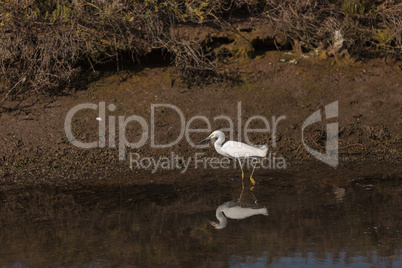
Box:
(198, 136), (211, 144)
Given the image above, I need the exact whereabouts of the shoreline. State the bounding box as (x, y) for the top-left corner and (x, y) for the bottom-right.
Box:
(1, 53), (401, 186)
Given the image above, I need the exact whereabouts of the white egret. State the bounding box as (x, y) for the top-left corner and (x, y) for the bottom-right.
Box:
(211, 200), (268, 229)
(199, 130), (268, 188)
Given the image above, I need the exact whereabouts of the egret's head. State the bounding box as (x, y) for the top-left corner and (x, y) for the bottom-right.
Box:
(198, 131), (221, 144)
(210, 221), (224, 229)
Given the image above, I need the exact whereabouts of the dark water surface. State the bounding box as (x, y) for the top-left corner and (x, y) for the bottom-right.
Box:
(0, 172), (401, 268)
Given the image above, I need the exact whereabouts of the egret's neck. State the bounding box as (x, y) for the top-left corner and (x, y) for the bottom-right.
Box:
(215, 207), (228, 229)
(213, 133), (225, 149)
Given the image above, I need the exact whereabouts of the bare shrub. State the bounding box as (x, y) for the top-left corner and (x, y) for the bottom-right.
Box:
(263, 1), (343, 50)
(376, 3), (402, 55)
(0, 0), (401, 103)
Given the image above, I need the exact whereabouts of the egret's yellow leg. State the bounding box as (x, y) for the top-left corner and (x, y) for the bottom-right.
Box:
(250, 160), (257, 185)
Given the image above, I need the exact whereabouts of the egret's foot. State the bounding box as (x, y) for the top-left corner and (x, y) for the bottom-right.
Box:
(250, 177), (256, 185)
(250, 186), (255, 191)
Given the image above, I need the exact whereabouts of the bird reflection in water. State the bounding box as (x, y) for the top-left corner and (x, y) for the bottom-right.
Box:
(210, 188), (268, 229)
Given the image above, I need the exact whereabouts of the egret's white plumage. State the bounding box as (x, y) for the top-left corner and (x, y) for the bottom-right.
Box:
(211, 200), (268, 229)
(199, 130), (268, 188)
(219, 141), (268, 158)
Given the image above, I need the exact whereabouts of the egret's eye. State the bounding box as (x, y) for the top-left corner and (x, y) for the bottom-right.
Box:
(210, 135), (213, 137)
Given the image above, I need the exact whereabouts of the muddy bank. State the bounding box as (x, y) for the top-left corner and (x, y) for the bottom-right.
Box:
(0, 53), (401, 183)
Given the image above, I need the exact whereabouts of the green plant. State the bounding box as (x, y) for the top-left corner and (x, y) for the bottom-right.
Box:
(342, 0), (366, 16)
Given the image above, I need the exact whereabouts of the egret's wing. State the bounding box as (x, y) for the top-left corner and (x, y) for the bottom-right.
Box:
(222, 141), (267, 158)
(224, 206), (268, 219)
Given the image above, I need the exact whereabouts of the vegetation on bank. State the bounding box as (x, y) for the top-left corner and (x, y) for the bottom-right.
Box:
(0, 0), (401, 100)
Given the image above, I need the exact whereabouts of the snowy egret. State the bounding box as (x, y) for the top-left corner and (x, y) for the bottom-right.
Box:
(199, 130), (268, 188)
(210, 200), (268, 229)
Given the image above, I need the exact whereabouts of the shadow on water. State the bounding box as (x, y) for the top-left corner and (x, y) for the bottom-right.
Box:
(0, 172), (401, 267)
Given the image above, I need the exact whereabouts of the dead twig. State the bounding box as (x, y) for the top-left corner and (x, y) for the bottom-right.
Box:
(0, 77), (26, 105)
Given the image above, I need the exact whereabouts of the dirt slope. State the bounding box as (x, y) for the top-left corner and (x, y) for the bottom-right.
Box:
(0, 52), (401, 182)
